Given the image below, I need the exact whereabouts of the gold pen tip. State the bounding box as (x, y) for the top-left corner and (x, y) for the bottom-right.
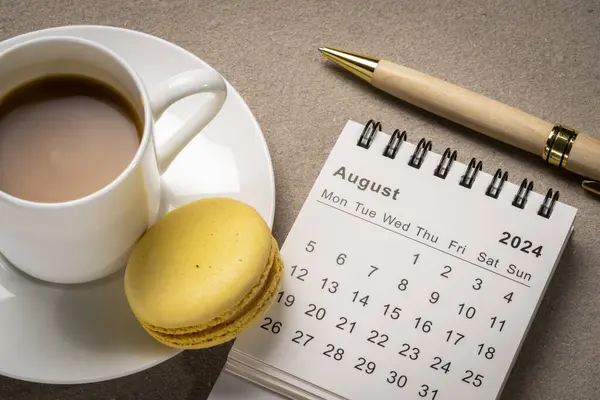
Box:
(316, 46), (379, 83)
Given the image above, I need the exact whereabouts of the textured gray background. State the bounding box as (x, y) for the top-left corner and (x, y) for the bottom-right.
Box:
(1, 0), (599, 399)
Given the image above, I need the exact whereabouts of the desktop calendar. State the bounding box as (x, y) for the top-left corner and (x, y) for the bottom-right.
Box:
(227, 120), (577, 400)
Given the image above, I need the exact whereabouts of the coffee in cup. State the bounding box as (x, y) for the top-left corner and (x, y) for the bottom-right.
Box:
(0, 74), (143, 203)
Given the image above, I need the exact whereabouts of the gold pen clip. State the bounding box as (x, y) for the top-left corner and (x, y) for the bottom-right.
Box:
(582, 180), (600, 195)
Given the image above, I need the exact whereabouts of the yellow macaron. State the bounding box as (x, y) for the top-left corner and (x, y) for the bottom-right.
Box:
(124, 197), (283, 349)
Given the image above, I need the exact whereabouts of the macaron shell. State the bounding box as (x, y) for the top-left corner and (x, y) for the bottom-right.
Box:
(141, 237), (277, 335)
(124, 198), (272, 329)
(140, 238), (284, 349)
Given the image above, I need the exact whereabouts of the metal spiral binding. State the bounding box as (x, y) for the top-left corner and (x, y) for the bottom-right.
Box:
(357, 119), (381, 149)
(383, 129), (407, 159)
(408, 138), (432, 169)
(356, 120), (560, 218)
(486, 169), (509, 199)
(538, 188), (560, 218)
(512, 179), (534, 209)
(459, 158), (483, 189)
(434, 148), (457, 179)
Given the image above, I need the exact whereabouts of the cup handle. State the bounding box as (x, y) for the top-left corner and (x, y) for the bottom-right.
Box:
(148, 69), (227, 174)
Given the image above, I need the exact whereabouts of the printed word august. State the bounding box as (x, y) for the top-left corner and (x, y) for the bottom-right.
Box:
(333, 166), (400, 200)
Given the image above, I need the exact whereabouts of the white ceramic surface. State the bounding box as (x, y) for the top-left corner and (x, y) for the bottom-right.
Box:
(0, 25), (275, 384)
(0, 36), (227, 284)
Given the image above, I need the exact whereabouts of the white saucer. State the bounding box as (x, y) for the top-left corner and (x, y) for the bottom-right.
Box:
(0, 25), (275, 385)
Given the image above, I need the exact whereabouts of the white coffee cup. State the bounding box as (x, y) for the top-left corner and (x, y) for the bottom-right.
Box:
(0, 36), (227, 284)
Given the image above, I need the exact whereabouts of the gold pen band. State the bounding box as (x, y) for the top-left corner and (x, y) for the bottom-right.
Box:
(543, 125), (578, 168)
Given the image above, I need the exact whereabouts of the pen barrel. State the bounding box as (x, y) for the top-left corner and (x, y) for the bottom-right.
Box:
(567, 135), (600, 180)
(372, 60), (553, 156)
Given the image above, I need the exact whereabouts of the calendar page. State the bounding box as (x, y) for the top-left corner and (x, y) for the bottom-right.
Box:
(230, 120), (577, 400)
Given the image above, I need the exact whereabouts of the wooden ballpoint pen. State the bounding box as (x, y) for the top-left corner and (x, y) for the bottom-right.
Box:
(319, 47), (600, 196)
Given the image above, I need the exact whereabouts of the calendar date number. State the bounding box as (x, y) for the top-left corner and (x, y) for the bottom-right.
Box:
(352, 291), (370, 307)
(323, 344), (344, 361)
(366, 330), (389, 348)
(399, 343), (420, 360)
(354, 357), (376, 374)
(430, 357), (451, 374)
(446, 330), (465, 345)
(462, 370), (484, 387)
(477, 344), (496, 359)
(499, 231), (543, 258)
(387, 371), (408, 388)
(276, 291), (295, 307)
(415, 317), (433, 333)
(397, 278), (409, 291)
(335, 317), (357, 333)
(418, 384), (439, 399)
(260, 317), (282, 334)
(321, 278), (339, 293)
(291, 330), (314, 346)
(290, 265), (308, 281)
(383, 304), (402, 319)
(305, 303), (326, 320)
